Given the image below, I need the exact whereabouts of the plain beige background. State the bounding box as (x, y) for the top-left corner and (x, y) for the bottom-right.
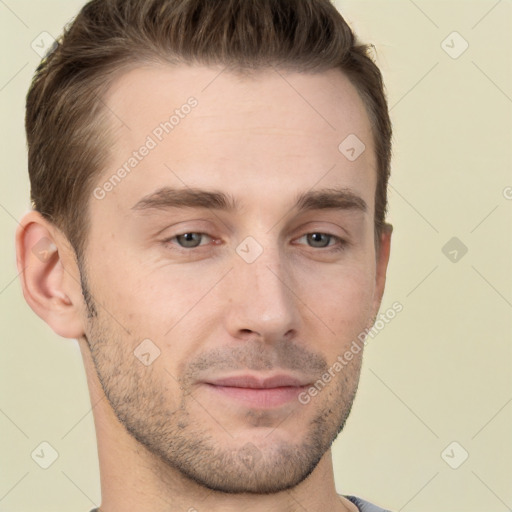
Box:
(1, 1), (511, 511)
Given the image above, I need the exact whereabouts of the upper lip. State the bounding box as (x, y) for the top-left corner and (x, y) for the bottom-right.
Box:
(206, 374), (310, 389)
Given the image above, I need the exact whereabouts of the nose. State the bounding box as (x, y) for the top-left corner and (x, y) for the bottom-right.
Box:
(223, 243), (301, 344)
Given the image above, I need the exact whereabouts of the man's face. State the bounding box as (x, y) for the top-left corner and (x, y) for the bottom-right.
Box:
(80, 64), (386, 493)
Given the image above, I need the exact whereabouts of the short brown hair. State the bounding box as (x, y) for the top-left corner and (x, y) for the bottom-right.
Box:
(26, 0), (392, 260)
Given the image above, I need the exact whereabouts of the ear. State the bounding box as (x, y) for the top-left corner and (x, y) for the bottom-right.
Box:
(15, 211), (86, 339)
(370, 223), (393, 319)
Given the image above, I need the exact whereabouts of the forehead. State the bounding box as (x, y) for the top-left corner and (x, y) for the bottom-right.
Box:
(105, 63), (372, 140)
(95, 63), (376, 216)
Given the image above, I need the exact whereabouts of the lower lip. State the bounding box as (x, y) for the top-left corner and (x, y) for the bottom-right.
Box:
(205, 384), (308, 408)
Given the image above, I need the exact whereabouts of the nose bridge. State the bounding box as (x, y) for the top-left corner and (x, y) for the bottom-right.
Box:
(226, 238), (299, 340)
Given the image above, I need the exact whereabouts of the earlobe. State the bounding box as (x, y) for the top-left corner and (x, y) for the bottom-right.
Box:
(15, 211), (86, 339)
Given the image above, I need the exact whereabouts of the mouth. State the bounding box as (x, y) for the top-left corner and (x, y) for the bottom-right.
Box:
(203, 374), (311, 408)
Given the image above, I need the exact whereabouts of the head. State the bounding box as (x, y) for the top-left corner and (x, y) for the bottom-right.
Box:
(19, 0), (392, 495)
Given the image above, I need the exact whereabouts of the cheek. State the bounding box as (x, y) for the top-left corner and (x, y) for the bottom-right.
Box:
(85, 249), (171, 320)
(301, 263), (376, 336)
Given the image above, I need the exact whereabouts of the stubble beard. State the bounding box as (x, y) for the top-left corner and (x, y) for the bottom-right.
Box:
(81, 275), (363, 494)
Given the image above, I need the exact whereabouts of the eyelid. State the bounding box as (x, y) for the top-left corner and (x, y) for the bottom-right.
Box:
(291, 221), (350, 243)
(154, 218), (216, 237)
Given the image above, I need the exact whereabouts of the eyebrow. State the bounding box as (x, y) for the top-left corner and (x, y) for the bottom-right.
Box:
(131, 186), (367, 215)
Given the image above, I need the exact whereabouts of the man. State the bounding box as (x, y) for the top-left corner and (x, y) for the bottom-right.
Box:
(16, 0), (393, 510)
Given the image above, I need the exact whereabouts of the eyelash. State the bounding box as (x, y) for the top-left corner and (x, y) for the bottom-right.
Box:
(162, 232), (349, 252)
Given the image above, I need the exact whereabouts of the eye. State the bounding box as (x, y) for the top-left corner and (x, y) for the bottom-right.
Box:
(295, 232), (346, 250)
(166, 232), (213, 249)
(162, 231), (346, 252)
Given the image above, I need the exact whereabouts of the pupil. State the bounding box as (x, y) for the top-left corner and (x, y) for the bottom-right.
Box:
(309, 233), (329, 247)
(180, 233), (200, 247)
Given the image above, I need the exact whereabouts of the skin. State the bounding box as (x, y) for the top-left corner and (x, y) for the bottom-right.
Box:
(16, 64), (391, 512)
